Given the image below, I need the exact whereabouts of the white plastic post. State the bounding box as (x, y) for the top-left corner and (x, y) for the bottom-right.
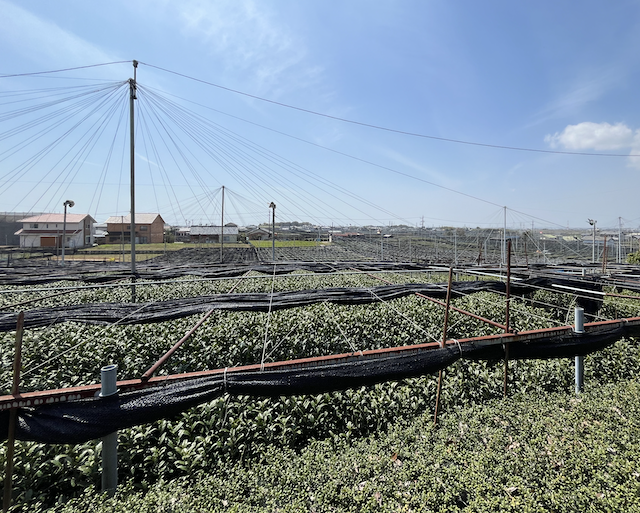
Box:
(574, 307), (584, 394)
(100, 364), (118, 495)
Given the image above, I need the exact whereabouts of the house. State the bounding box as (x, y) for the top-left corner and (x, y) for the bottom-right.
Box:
(174, 227), (191, 243)
(93, 222), (108, 245)
(105, 213), (165, 244)
(189, 224), (238, 243)
(246, 227), (271, 241)
(15, 213), (96, 249)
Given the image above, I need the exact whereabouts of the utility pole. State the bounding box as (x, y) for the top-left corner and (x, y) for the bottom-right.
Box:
(588, 219), (597, 264)
(618, 217), (622, 264)
(454, 229), (458, 265)
(269, 202), (276, 261)
(502, 206), (507, 266)
(60, 199), (74, 266)
(129, 60), (138, 301)
(220, 185), (225, 264)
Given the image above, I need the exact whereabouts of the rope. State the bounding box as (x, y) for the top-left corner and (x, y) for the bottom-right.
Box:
(12, 300), (154, 389)
(260, 263), (277, 371)
(321, 300), (360, 354)
(367, 288), (440, 344)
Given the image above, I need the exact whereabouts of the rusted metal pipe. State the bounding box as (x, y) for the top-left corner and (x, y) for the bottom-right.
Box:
(141, 309), (215, 381)
(356, 268), (507, 330)
(414, 293), (507, 331)
(434, 267), (453, 426)
(1, 317), (638, 412)
(3, 312), (24, 513)
(141, 276), (247, 381)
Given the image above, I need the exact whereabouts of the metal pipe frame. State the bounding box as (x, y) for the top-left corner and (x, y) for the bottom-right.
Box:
(1, 316), (638, 412)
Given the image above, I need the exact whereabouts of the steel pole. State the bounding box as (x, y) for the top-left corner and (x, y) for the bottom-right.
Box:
(220, 186), (225, 263)
(574, 307), (585, 394)
(270, 203), (276, 261)
(129, 61), (138, 302)
(61, 203), (67, 266)
(100, 364), (118, 495)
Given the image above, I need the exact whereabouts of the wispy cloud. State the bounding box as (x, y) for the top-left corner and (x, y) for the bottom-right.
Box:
(0, 1), (119, 72)
(527, 62), (625, 129)
(379, 148), (461, 188)
(173, 0), (320, 98)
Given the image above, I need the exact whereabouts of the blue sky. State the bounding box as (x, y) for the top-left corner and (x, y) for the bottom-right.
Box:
(1, 0), (640, 230)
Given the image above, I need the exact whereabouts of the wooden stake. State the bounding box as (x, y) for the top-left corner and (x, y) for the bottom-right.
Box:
(3, 312), (24, 513)
(434, 267), (453, 426)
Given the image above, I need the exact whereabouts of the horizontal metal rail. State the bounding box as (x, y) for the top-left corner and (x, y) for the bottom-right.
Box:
(355, 268), (508, 330)
(2, 316), (638, 411)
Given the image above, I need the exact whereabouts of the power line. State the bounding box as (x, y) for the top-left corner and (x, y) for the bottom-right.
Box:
(140, 61), (640, 159)
(140, 83), (573, 228)
(0, 61), (132, 79)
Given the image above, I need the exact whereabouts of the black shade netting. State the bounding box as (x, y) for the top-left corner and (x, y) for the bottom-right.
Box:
(0, 277), (603, 332)
(0, 345), (460, 444)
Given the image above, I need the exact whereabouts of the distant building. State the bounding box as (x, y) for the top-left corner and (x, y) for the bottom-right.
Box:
(246, 227), (271, 241)
(15, 213), (96, 249)
(93, 222), (108, 244)
(105, 213), (165, 244)
(174, 226), (191, 242)
(189, 224), (238, 243)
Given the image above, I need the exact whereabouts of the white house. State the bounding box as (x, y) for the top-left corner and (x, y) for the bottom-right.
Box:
(15, 213), (96, 249)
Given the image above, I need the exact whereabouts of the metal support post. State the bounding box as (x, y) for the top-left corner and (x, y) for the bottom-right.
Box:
(503, 240), (511, 397)
(100, 364), (118, 495)
(129, 61), (138, 302)
(3, 312), (24, 513)
(269, 202), (276, 261)
(574, 307), (584, 394)
(434, 267), (453, 426)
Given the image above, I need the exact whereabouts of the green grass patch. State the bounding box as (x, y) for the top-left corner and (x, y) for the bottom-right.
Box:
(250, 240), (328, 248)
(81, 243), (248, 252)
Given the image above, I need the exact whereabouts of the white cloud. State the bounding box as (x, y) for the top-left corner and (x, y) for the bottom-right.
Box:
(545, 121), (640, 168)
(545, 122), (634, 150)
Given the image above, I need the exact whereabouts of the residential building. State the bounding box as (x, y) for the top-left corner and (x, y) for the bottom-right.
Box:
(189, 224), (238, 243)
(246, 227), (271, 241)
(15, 213), (96, 249)
(105, 213), (165, 244)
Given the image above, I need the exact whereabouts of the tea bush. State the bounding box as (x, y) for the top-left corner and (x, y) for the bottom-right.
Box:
(1, 271), (639, 511)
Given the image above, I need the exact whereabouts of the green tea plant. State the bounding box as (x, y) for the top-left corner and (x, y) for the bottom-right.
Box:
(1, 270), (640, 511)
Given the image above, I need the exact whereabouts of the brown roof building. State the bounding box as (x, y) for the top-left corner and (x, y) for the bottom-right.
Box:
(105, 213), (165, 244)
